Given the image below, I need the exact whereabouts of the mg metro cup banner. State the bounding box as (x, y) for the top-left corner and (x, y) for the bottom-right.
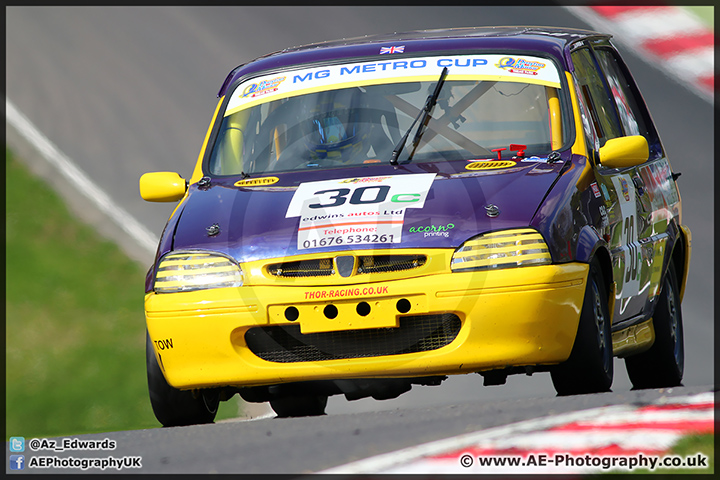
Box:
(286, 174), (436, 250)
(226, 54), (561, 116)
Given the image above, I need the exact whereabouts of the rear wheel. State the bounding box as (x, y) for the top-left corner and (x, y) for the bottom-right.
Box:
(625, 261), (684, 388)
(551, 258), (613, 395)
(270, 395), (328, 418)
(146, 333), (219, 427)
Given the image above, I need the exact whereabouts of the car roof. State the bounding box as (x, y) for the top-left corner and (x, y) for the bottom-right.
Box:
(217, 26), (610, 97)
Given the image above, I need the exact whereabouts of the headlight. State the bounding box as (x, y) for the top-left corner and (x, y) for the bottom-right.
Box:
(154, 251), (243, 293)
(451, 228), (551, 272)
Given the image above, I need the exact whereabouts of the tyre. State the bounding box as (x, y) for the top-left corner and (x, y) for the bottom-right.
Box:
(270, 395), (328, 417)
(551, 258), (613, 395)
(625, 261), (684, 389)
(146, 332), (219, 427)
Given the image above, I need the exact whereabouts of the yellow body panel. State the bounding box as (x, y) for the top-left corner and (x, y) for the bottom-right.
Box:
(612, 318), (655, 358)
(679, 225), (692, 301)
(146, 261), (589, 390)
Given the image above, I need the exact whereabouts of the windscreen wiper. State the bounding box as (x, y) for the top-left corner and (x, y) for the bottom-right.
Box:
(390, 67), (449, 165)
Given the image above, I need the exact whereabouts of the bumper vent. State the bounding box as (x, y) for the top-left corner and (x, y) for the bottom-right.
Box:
(245, 313), (461, 363)
(266, 254), (426, 278)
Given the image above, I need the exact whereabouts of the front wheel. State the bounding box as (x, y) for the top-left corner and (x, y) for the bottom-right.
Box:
(551, 258), (613, 395)
(625, 261), (684, 389)
(146, 333), (219, 427)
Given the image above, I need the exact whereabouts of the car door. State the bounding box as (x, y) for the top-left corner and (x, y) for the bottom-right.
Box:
(570, 41), (669, 325)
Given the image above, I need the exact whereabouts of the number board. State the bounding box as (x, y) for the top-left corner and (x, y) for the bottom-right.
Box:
(285, 174), (436, 250)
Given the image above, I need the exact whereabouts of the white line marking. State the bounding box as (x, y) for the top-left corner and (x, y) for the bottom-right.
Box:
(665, 47), (715, 78)
(5, 98), (159, 256)
(320, 404), (632, 474)
(609, 9), (707, 41)
(322, 391), (715, 474)
(462, 429), (685, 451)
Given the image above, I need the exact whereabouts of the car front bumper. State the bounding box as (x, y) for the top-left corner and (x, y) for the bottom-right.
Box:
(145, 262), (589, 389)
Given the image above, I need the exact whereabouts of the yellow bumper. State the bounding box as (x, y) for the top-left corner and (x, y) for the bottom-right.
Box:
(146, 262), (588, 389)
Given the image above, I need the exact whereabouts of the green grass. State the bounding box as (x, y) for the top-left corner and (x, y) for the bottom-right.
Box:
(685, 6), (714, 29)
(608, 433), (714, 475)
(5, 148), (238, 438)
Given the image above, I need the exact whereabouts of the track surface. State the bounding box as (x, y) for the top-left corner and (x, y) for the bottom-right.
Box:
(5, 5), (714, 474)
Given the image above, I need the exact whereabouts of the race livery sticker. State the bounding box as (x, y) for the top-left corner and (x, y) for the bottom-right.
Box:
(241, 76), (286, 98)
(408, 223), (455, 238)
(611, 174), (641, 308)
(286, 174), (436, 250)
(380, 45), (405, 54)
(234, 176), (279, 187)
(495, 57), (547, 76)
(226, 54), (561, 116)
(465, 160), (517, 170)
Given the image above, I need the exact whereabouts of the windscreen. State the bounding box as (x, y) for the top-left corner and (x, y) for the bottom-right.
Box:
(209, 54), (566, 175)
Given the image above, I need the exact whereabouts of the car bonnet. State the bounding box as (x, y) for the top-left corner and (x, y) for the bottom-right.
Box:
(171, 159), (566, 263)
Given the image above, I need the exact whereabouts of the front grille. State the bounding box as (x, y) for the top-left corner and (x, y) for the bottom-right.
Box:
(266, 258), (334, 277)
(266, 254), (426, 278)
(356, 255), (426, 274)
(245, 313), (461, 363)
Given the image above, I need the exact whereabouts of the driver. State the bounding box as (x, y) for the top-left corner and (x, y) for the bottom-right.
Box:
(298, 87), (371, 165)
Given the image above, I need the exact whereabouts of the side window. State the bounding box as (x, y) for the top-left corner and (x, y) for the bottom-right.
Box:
(570, 47), (623, 148)
(594, 47), (663, 160)
(572, 75), (600, 154)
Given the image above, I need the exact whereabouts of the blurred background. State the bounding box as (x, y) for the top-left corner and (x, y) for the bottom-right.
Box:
(5, 6), (714, 437)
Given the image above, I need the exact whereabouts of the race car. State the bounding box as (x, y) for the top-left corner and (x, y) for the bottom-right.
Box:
(139, 26), (690, 426)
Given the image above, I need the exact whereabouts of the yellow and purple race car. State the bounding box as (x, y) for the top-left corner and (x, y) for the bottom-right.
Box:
(140, 26), (690, 426)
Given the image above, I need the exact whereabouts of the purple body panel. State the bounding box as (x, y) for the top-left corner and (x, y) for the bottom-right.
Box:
(170, 160), (567, 263)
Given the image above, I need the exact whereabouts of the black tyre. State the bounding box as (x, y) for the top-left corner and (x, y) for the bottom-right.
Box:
(270, 395), (328, 418)
(625, 261), (684, 389)
(146, 333), (219, 427)
(551, 258), (613, 395)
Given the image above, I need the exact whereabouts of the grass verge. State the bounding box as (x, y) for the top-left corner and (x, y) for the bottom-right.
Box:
(610, 433), (714, 475)
(5, 148), (238, 438)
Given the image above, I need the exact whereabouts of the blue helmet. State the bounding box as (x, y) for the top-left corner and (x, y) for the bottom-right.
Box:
(301, 88), (369, 162)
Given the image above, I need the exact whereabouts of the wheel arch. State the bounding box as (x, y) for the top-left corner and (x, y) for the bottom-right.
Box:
(576, 226), (613, 304)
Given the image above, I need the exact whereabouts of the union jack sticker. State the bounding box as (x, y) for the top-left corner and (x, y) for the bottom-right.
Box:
(380, 45), (405, 54)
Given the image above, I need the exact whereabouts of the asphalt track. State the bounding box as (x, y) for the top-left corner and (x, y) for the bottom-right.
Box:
(5, 5), (715, 474)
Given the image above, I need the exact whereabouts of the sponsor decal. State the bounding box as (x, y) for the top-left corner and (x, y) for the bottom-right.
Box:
(409, 223), (455, 238)
(153, 338), (174, 351)
(235, 176), (279, 187)
(495, 57), (547, 76)
(619, 177), (630, 201)
(286, 174), (436, 250)
(226, 54), (561, 116)
(241, 76), (286, 98)
(598, 204), (609, 228)
(304, 285), (389, 300)
(591, 182), (602, 198)
(339, 176), (392, 184)
(600, 183), (611, 201)
(465, 160), (516, 171)
(380, 45), (405, 54)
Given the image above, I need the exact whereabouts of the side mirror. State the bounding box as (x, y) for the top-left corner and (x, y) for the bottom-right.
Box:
(139, 172), (187, 202)
(598, 135), (649, 168)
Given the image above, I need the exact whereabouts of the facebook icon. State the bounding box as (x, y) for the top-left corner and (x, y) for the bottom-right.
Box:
(10, 455), (25, 470)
